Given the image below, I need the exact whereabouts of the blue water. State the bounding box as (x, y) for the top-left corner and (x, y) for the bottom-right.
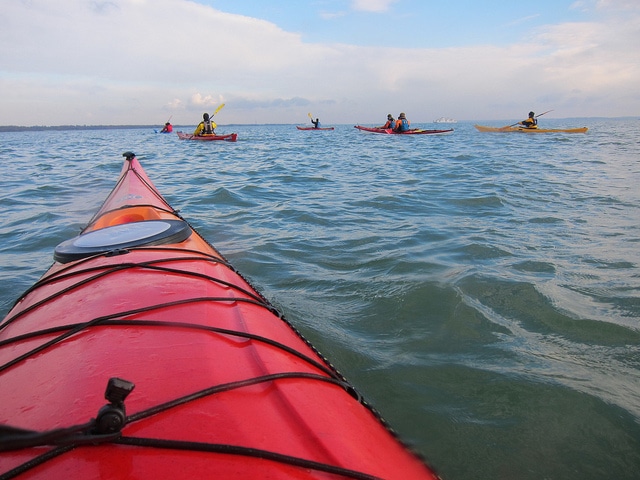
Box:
(1, 119), (639, 479)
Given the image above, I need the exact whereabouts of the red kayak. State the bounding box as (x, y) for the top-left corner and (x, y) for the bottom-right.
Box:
(177, 131), (237, 142)
(296, 126), (335, 131)
(0, 153), (439, 479)
(354, 125), (454, 135)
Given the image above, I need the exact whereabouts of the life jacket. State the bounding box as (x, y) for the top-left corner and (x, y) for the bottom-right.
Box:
(396, 118), (410, 132)
(203, 120), (213, 134)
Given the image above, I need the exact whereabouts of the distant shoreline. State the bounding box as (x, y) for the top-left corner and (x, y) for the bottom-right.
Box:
(0, 125), (162, 132)
(0, 124), (290, 132)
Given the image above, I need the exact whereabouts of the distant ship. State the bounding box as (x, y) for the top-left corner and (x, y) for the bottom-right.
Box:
(433, 117), (457, 123)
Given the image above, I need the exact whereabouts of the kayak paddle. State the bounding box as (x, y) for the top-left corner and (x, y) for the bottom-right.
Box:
(212, 103), (225, 116)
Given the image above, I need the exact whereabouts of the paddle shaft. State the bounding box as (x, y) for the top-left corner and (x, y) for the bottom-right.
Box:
(212, 103), (225, 116)
(535, 109), (554, 119)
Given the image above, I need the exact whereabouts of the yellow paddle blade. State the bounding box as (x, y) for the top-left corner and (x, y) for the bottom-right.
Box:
(308, 112), (313, 119)
(213, 103), (225, 116)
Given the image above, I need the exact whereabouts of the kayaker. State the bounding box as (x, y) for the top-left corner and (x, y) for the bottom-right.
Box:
(194, 112), (217, 135)
(160, 122), (173, 133)
(393, 112), (410, 132)
(519, 111), (538, 129)
(378, 114), (395, 129)
(311, 117), (321, 128)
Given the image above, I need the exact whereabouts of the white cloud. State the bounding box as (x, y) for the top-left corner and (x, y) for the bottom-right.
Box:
(0, 0), (638, 125)
(190, 93), (224, 108)
(351, 0), (399, 13)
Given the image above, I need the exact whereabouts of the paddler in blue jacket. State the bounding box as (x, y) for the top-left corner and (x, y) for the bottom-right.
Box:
(194, 112), (217, 135)
(311, 117), (321, 128)
(519, 111), (538, 129)
(393, 112), (410, 132)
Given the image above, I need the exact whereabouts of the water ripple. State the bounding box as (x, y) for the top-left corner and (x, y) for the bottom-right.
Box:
(1, 119), (639, 479)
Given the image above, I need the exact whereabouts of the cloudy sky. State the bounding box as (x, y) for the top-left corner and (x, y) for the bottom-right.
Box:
(1, 0), (638, 126)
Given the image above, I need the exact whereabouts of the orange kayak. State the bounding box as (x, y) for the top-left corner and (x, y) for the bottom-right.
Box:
(0, 153), (439, 479)
(474, 124), (588, 133)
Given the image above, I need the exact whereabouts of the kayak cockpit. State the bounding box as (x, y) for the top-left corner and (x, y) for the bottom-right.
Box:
(53, 219), (192, 263)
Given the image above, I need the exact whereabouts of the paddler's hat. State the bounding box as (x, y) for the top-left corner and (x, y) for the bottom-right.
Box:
(203, 113), (210, 120)
(399, 112), (406, 118)
(529, 111), (535, 117)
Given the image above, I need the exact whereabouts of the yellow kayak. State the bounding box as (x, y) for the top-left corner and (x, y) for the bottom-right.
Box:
(474, 124), (588, 134)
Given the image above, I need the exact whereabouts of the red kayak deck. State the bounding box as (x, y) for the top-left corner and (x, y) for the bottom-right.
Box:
(354, 125), (454, 135)
(0, 153), (439, 479)
(177, 131), (238, 141)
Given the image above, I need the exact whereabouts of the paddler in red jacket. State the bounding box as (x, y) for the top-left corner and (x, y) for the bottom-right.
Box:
(160, 122), (173, 133)
(393, 112), (410, 132)
(378, 114), (395, 129)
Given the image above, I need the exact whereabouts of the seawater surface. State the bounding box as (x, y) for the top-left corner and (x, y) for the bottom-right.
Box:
(1, 119), (639, 479)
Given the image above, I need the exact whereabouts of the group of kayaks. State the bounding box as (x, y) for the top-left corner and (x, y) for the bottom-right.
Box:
(0, 153), (441, 479)
(169, 123), (588, 141)
(315, 124), (588, 135)
(168, 103), (587, 140)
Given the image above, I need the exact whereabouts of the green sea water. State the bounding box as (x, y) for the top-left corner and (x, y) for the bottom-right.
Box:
(1, 119), (639, 479)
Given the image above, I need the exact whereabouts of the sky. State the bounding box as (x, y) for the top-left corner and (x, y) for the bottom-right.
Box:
(1, 0), (639, 126)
